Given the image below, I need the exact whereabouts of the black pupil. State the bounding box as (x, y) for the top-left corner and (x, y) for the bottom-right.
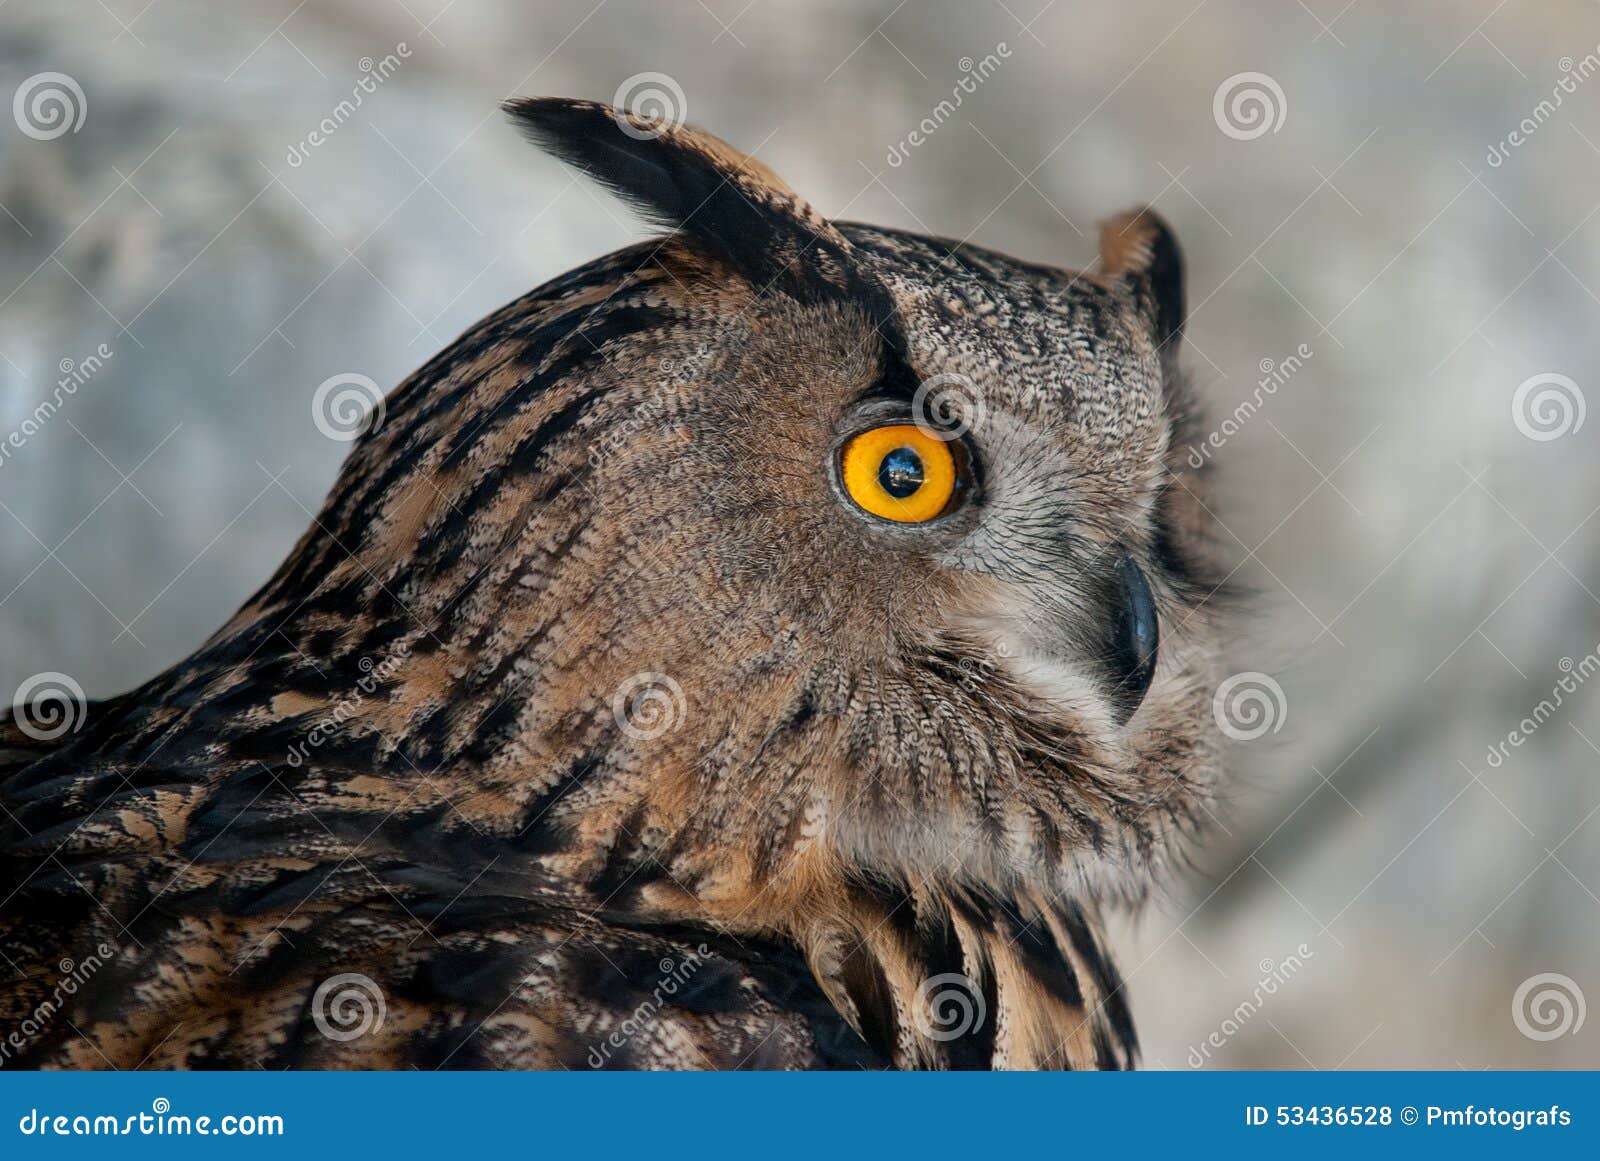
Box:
(878, 446), (924, 498)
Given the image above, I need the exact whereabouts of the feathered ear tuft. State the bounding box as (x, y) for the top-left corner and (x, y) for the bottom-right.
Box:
(504, 97), (864, 306)
(1098, 208), (1185, 353)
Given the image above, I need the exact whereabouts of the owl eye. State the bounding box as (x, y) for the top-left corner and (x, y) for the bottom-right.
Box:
(839, 424), (961, 523)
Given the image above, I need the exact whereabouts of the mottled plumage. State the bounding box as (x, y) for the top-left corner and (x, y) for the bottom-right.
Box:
(1, 98), (1227, 1069)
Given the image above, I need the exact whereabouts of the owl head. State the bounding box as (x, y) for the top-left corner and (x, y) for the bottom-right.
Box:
(281, 98), (1228, 929)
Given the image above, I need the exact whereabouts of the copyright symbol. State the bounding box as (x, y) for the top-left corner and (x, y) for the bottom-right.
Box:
(1401, 1106), (1418, 1125)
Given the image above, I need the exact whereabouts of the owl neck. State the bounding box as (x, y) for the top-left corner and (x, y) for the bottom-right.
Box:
(147, 594), (1141, 1068)
(714, 872), (1139, 1070)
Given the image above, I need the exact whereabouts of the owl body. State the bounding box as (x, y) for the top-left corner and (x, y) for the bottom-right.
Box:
(0, 100), (1225, 1069)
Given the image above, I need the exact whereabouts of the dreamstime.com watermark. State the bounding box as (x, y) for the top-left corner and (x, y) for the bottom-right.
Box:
(1483, 644), (1600, 769)
(586, 946), (711, 1067)
(914, 972), (987, 1042)
(311, 972), (387, 1042)
(0, 344), (114, 471)
(17, 1099), (283, 1137)
(884, 44), (1012, 168)
(285, 44), (411, 167)
(1511, 372), (1584, 441)
(1213, 71), (1286, 140)
(953, 637), (1018, 694)
(0, 945), (115, 1066)
(612, 72), (688, 140)
(7, 671), (88, 742)
(1512, 972), (1586, 1042)
(912, 371), (986, 438)
(1486, 44), (1600, 168)
(1186, 343), (1312, 467)
(312, 372), (386, 441)
(12, 72), (86, 140)
(587, 340), (728, 468)
(284, 647), (409, 768)
(1212, 671), (1287, 741)
(1187, 944), (1314, 1067)
(611, 672), (687, 741)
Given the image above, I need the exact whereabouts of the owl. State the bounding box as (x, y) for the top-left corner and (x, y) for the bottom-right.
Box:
(0, 98), (1227, 1070)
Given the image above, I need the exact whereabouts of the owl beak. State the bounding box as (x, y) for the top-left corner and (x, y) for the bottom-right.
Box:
(1102, 554), (1159, 726)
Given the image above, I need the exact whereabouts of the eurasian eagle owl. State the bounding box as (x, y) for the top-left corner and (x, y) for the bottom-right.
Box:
(0, 98), (1226, 1070)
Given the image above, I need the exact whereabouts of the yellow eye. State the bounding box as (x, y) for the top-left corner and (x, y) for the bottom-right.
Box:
(839, 424), (960, 523)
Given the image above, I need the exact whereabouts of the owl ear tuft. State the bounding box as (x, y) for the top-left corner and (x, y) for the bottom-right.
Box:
(1098, 209), (1185, 353)
(504, 97), (861, 305)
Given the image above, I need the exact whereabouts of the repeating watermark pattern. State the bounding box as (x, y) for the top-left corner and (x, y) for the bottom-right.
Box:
(1511, 372), (1584, 442)
(586, 946), (710, 1068)
(611, 672), (686, 741)
(1212, 671), (1287, 741)
(1212, 72), (1287, 141)
(1186, 343), (1312, 467)
(312, 372), (386, 442)
(912, 371), (986, 439)
(1512, 972), (1586, 1042)
(0, 344), (115, 471)
(612, 72), (687, 141)
(285, 43), (411, 168)
(285, 647), (409, 768)
(9, 672), (88, 743)
(1187, 944), (1313, 1067)
(311, 973), (386, 1042)
(884, 44), (1012, 168)
(12, 72), (86, 141)
(0, 944), (115, 1066)
(588, 340), (727, 469)
(913, 972), (986, 1042)
(954, 637), (1018, 693)
(1486, 45), (1600, 168)
(1484, 646), (1600, 769)
(658, 343), (719, 385)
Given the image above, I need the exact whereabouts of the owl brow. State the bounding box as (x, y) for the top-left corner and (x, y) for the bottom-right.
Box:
(846, 331), (924, 410)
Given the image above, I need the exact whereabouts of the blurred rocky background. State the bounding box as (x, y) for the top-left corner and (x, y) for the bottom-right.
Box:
(1, 0), (1596, 1067)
